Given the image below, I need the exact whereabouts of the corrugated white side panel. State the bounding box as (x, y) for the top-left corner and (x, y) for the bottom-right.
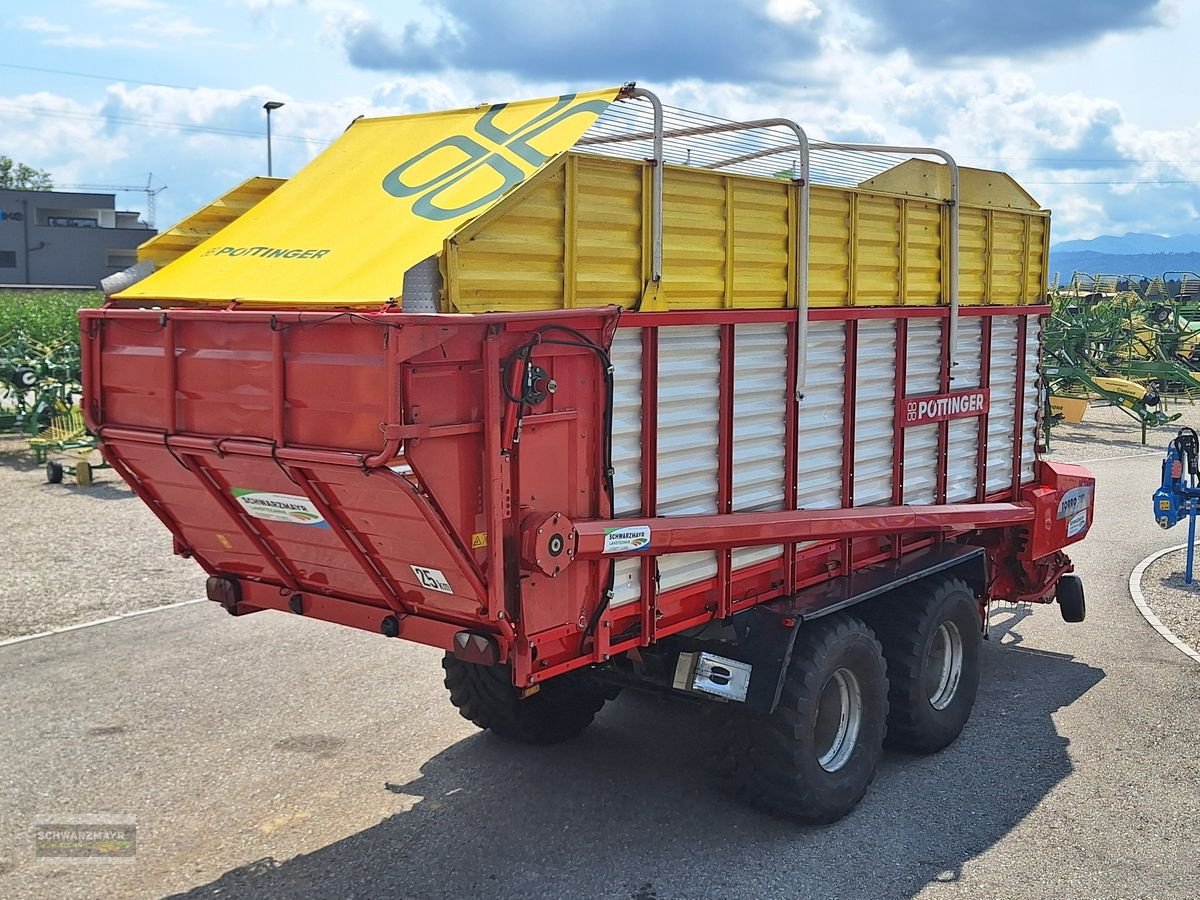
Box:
(1021, 316), (1041, 484)
(986, 317), (1018, 494)
(732, 323), (787, 571)
(657, 326), (720, 593)
(854, 320), (897, 507)
(946, 317), (983, 502)
(903, 319), (942, 505)
(609, 328), (643, 606)
(797, 322), (846, 520)
(605, 314), (1028, 609)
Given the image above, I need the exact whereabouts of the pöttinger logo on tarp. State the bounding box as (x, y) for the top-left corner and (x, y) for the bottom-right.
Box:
(380, 92), (612, 221)
(200, 246), (331, 260)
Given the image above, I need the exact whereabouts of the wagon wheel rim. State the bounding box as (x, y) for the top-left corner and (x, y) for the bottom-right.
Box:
(814, 667), (862, 772)
(926, 621), (964, 711)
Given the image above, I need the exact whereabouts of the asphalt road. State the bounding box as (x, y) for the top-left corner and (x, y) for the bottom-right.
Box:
(1, 449), (1198, 900)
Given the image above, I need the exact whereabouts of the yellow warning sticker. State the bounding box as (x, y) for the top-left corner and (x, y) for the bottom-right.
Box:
(471, 532), (488, 549)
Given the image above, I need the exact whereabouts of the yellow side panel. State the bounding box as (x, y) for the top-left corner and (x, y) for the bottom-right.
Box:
(808, 186), (851, 308)
(730, 178), (790, 308)
(990, 210), (1027, 305)
(860, 159), (1042, 212)
(451, 163), (566, 312)
(137, 177), (285, 268)
(662, 167), (727, 309)
(1026, 215), (1048, 301)
(573, 156), (644, 309)
(958, 207), (988, 305)
(904, 200), (942, 304)
(855, 193), (902, 306)
(445, 152), (1049, 313)
(449, 154), (646, 313)
(116, 88), (619, 306)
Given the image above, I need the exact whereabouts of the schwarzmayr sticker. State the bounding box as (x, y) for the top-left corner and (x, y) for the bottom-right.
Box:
(603, 525), (651, 554)
(232, 489), (328, 527)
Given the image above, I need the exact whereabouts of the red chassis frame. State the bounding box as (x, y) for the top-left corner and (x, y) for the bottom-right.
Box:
(81, 302), (1093, 689)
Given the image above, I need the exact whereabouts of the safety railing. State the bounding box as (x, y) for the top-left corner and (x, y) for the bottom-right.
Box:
(575, 87), (964, 381)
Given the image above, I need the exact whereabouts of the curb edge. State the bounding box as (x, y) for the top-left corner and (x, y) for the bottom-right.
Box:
(1129, 543), (1200, 666)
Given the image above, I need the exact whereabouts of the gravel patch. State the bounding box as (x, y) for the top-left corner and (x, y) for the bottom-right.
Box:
(0, 436), (207, 640)
(1043, 399), (1200, 464)
(1139, 548), (1200, 659)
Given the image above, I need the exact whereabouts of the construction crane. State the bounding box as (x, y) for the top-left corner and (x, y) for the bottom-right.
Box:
(56, 173), (167, 227)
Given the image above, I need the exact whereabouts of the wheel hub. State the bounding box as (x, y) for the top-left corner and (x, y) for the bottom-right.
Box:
(814, 667), (863, 772)
(925, 621), (964, 711)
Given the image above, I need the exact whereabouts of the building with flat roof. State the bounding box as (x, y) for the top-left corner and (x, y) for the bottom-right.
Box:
(0, 189), (155, 287)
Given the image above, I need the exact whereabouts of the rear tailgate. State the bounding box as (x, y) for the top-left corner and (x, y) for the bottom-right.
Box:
(82, 307), (617, 650)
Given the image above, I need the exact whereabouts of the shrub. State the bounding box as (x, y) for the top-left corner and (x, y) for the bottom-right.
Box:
(0, 290), (103, 345)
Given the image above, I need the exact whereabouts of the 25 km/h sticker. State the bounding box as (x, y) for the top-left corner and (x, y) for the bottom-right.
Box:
(411, 565), (454, 594)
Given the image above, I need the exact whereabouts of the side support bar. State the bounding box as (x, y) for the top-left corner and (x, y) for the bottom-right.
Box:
(624, 87), (663, 283)
(569, 502), (1034, 559)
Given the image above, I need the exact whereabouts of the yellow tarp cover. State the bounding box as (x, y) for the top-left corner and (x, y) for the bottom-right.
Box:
(116, 88), (620, 306)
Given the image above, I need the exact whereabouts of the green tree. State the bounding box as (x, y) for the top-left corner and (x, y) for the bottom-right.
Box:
(0, 155), (53, 190)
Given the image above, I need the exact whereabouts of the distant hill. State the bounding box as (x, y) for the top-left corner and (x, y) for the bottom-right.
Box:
(1051, 232), (1200, 255)
(1048, 250), (1200, 281)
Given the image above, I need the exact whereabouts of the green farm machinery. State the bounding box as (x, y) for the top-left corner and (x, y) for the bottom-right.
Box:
(0, 329), (106, 485)
(0, 332), (80, 435)
(1042, 273), (1200, 444)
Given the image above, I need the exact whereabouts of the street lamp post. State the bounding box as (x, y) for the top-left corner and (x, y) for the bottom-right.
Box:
(263, 101), (284, 176)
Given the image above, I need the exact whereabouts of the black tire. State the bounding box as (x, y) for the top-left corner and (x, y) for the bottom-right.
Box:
(45, 460), (64, 484)
(1057, 574), (1086, 623)
(725, 614), (888, 824)
(864, 578), (984, 753)
(442, 655), (608, 745)
(13, 366), (37, 390)
(863, 576), (982, 755)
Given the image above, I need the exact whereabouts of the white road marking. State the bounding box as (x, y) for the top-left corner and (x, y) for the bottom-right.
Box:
(1129, 543), (1200, 666)
(1068, 451), (1160, 464)
(0, 598), (206, 649)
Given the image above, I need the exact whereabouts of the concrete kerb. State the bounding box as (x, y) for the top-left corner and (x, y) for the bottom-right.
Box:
(1129, 543), (1200, 665)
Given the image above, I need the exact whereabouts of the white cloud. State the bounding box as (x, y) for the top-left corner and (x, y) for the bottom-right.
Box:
(130, 14), (217, 39)
(234, 0), (305, 11)
(765, 0), (822, 25)
(45, 34), (156, 49)
(0, 92), (131, 190)
(18, 16), (69, 33)
(90, 0), (167, 11)
(371, 77), (465, 113)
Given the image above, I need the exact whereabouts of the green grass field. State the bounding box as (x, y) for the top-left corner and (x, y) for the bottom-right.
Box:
(0, 289), (103, 344)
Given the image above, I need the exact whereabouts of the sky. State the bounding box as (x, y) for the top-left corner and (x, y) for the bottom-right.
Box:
(3, 0), (1198, 243)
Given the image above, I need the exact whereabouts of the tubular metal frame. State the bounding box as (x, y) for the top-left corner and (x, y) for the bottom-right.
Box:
(578, 89), (964, 387)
